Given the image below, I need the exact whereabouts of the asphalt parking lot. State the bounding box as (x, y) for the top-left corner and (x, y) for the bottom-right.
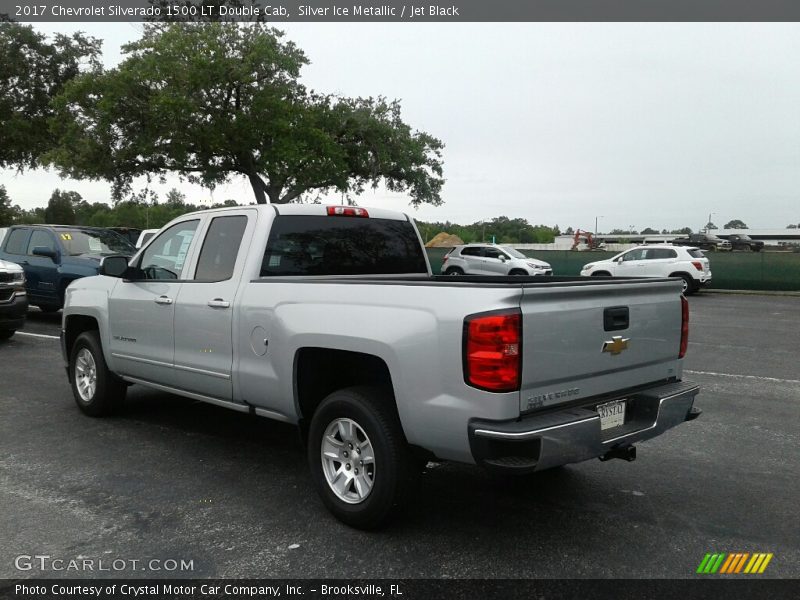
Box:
(1, 294), (798, 579)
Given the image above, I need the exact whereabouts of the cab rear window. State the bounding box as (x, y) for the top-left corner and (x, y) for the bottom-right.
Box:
(260, 215), (428, 276)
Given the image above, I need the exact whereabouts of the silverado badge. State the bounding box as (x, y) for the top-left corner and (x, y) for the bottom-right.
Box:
(602, 336), (630, 355)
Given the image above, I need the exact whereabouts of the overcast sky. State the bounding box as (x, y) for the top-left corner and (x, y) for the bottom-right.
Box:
(3, 23), (799, 231)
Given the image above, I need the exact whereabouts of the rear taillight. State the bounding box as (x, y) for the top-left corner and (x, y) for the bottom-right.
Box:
(326, 206), (369, 217)
(691, 261), (703, 271)
(679, 296), (689, 358)
(442, 255), (449, 263)
(464, 310), (521, 392)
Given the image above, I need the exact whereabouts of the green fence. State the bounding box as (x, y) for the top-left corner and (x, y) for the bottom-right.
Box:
(425, 248), (800, 291)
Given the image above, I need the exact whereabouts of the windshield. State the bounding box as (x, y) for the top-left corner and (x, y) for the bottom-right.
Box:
(58, 229), (135, 256)
(501, 247), (526, 259)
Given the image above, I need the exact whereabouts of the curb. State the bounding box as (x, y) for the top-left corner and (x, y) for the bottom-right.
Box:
(704, 289), (800, 297)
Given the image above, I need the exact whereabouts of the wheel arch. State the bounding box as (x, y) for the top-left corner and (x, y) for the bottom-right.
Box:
(294, 348), (403, 441)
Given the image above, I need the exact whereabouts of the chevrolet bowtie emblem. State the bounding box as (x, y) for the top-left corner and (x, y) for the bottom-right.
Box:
(602, 336), (630, 355)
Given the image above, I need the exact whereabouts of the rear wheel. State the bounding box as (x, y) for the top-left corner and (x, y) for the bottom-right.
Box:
(69, 331), (126, 416)
(307, 386), (419, 529)
(673, 274), (697, 295)
(0, 330), (15, 340)
(591, 271), (611, 277)
(444, 267), (464, 276)
(37, 305), (60, 313)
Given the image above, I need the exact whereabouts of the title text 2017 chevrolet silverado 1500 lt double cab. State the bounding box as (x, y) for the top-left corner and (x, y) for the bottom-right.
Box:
(61, 204), (701, 528)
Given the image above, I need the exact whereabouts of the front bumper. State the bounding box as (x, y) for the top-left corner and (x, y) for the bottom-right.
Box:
(469, 380), (700, 472)
(0, 292), (28, 331)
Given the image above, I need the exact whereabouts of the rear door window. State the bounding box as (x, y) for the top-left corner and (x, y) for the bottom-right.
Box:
(260, 215), (428, 276)
(687, 249), (706, 258)
(460, 247), (482, 257)
(194, 216), (248, 281)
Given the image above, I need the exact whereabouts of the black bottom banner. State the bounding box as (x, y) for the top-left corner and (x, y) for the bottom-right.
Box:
(2, 579), (798, 600)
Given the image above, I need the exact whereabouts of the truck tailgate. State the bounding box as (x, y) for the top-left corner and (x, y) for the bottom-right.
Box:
(519, 279), (684, 413)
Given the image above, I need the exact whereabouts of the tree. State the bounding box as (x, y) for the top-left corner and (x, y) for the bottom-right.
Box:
(671, 227), (693, 235)
(724, 219), (748, 229)
(44, 189), (78, 224)
(48, 23), (444, 207)
(0, 23), (100, 170)
(165, 188), (187, 206)
(788, 224), (798, 229)
(0, 185), (13, 226)
(564, 226), (574, 236)
(705, 222), (718, 230)
(640, 227), (659, 235)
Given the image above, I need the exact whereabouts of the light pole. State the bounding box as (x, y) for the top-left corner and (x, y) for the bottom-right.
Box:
(595, 216), (603, 234)
(706, 212), (715, 231)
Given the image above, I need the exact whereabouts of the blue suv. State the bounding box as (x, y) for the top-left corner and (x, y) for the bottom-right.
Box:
(0, 225), (134, 312)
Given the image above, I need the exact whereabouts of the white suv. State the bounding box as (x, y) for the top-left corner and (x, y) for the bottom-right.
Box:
(441, 244), (552, 276)
(580, 245), (711, 294)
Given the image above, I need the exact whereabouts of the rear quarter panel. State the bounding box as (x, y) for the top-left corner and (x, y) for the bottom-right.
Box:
(236, 280), (525, 463)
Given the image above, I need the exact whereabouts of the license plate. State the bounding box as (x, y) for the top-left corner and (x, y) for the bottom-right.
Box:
(597, 399), (626, 430)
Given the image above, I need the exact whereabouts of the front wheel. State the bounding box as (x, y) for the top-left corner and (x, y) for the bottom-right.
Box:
(69, 331), (127, 416)
(307, 386), (419, 529)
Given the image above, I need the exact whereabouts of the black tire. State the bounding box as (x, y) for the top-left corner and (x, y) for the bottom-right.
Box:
(672, 273), (697, 295)
(37, 305), (60, 313)
(0, 330), (15, 340)
(591, 271), (611, 277)
(444, 267), (464, 276)
(307, 386), (420, 529)
(69, 331), (126, 417)
(509, 269), (528, 276)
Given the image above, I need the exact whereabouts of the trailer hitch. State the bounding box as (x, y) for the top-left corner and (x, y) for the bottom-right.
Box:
(599, 445), (636, 462)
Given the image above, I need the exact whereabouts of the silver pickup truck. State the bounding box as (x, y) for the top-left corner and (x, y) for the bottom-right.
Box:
(61, 204), (701, 528)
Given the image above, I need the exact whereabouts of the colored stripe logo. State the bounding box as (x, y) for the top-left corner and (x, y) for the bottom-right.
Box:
(696, 552), (773, 574)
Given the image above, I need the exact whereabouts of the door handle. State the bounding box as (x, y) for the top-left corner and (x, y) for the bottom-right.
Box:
(154, 295), (173, 305)
(207, 298), (230, 309)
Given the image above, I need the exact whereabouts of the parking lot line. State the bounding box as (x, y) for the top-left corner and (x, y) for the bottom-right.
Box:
(684, 369), (800, 385)
(15, 331), (60, 340)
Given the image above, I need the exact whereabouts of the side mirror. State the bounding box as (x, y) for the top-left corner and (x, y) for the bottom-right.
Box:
(499, 255), (507, 262)
(32, 246), (58, 262)
(100, 255), (129, 278)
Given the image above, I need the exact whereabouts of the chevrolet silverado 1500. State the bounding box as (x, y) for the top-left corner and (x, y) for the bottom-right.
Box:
(61, 204), (701, 528)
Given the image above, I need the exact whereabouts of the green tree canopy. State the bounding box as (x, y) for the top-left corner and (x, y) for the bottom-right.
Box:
(0, 23), (100, 170)
(0, 185), (13, 226)
(48, 23), (444, 207)
(640, 227), (659, 235)
(724, 219), (748, 229)
(44, 189), (78, 224)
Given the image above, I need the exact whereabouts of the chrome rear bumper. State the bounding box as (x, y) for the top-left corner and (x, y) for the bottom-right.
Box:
(468, 380), (700, 472)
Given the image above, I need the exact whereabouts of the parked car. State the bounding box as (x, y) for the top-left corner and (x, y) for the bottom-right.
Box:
(725, 233), (764, 252)
(62, 204), (700, 529)
(108, 227), (143, 245)
(580, 245), (711, 294)
(0, 258), (27, 339)
(0, 225), (135, 312)
(671, 233), (731, 251)
(135, 228), (160, 249)
(441, 244), (552, 276)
